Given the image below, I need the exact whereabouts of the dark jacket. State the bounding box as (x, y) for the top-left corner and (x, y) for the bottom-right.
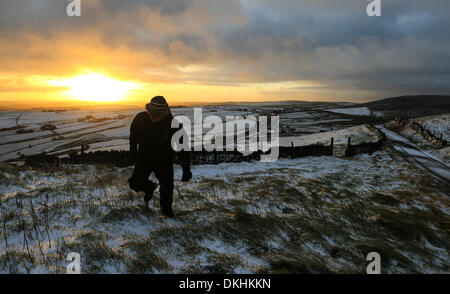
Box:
(129, 111), (190, 167)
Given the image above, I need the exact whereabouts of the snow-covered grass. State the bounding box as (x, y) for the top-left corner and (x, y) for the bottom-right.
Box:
(0, 103), (377, 161)
(0, 150), (449, 274)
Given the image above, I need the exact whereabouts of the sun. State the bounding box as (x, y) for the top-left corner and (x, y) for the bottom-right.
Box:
(50, 73), (141, 102)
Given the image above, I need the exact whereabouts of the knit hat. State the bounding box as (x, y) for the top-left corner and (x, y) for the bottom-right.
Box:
(146, 96), (170, 117)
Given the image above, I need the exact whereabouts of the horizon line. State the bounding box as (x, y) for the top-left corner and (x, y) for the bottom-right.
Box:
(0, 94), (448, 111)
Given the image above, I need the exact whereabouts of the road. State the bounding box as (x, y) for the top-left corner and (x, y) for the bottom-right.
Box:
(378, 125), (450, 183)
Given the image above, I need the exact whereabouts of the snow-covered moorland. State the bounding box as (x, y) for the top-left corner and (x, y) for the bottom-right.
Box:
(0, 149), (448, 274)
(0, 102), (375, 161)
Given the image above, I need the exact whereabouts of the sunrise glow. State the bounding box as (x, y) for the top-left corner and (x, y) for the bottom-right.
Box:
(0, 0), (448, 109)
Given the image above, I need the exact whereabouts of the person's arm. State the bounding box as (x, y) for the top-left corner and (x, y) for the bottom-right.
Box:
(172, 121), (192, 181)
(180, 152), (191, 181)
(129, 115), (140, 159)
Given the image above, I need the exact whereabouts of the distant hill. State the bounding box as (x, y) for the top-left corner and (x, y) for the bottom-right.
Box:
(364, 95), (450, 118)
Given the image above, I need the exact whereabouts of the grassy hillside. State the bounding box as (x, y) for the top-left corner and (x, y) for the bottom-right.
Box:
(0, 150), (449, 274)
(365, 95), (450, 118)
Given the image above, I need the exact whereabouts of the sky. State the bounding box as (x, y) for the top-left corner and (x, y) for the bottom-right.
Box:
(0, 0), (449, 108)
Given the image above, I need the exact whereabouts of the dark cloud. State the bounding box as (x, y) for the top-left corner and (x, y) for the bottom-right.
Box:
(0, 0), (449, 100)
(101, 0), (193, 15)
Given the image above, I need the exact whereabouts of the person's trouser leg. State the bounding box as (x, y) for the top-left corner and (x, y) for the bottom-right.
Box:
(128, 160), (157, 195)
(154, 164), (174, 211)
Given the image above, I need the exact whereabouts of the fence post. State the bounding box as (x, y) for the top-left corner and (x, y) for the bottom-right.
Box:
(330, 137), (334, 156)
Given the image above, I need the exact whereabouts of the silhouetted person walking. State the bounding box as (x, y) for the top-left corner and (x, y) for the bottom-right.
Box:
(128, 96), (191, 217)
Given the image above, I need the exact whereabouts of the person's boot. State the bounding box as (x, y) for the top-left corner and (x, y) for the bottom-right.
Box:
(144, 182), (158, 205)
(161, 206), (174, 218)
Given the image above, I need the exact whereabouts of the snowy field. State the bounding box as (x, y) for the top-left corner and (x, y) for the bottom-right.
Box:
(0, 103), (448, 274)
(0, 149), (449, 274)
(0, 102), (376, 162)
